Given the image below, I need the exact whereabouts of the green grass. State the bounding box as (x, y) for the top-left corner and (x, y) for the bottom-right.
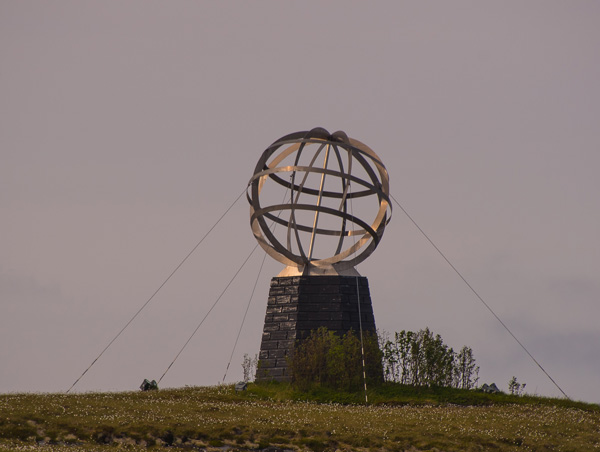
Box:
(1, 383), (598, 451)
(251, 381), (597, 410)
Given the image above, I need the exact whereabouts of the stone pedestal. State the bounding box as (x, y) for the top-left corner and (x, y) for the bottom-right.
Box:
(256, 275), (376, 382)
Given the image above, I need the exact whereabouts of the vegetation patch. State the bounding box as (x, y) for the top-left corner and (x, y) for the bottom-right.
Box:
(1, 384), (597, 451)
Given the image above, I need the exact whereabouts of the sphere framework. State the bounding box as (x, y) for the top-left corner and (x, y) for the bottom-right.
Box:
(248, 128), (391, 273)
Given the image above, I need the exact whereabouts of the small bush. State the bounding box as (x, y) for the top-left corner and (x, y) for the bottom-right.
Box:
(289, 327), (383, 392)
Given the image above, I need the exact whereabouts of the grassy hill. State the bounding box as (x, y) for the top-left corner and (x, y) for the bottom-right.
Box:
(1, 382), (598, 451)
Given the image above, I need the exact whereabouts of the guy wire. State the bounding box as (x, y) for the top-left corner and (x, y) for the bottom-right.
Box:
(389, 193), (569, 399)
(158, 242), (260, 384)
(66, 188), (246, 393)
(221, 251), (267, 383)
(222, 186), (290, 383)
(349, 178), (369, 404)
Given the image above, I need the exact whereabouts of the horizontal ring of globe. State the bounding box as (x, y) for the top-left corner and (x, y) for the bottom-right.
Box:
(250, 204), (383, 269)
(252, 204), (376, 237)
(248, 129), (391, 269)
(249, 165), (388, 201)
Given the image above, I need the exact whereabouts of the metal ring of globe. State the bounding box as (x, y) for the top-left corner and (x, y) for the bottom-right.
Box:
(247, 128), (391, 274)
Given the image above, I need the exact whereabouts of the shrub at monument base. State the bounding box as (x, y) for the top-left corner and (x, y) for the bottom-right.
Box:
(380, 328), (480, 390)
(288, 327), (383, 391)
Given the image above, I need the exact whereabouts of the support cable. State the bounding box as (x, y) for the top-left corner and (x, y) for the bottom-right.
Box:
(222, 250), (267, 383)
(389, 193), (570, 399)
(355, 277), (369, 404)
(66, 188), (246, 393)
(222, 186), (290, 383)
(158, 242), (260, 384)
(349, 182), (369, 404)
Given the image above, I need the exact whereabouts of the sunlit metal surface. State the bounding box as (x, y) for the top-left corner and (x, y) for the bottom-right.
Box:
(248, 128), (391, 275)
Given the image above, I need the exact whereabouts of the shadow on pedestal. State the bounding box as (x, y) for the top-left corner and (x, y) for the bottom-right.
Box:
(256, 275), (377, 382)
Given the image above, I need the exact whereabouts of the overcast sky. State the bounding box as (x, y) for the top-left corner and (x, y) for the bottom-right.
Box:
(2, 1), (599, 403)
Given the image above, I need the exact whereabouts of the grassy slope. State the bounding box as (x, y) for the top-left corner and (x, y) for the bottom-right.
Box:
(1, 383), (599, 451)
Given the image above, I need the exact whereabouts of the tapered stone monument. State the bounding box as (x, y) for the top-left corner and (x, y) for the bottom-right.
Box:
(247, 128), (391, 381)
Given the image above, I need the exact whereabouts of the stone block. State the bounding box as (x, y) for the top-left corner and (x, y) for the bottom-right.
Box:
(270, 331), (288, 340)
(277, 339), (295, 349)
(302, 276), (344, 285)
(264, 323), (279, 332)
(329, 311), (343, 321)
(298, 302), (320, 312)
(270, 349), (287, 359)
(284, 286), (299, 295)
(265, 367), (284, 377)
(311, 311), (335, 321)
(326, 320), (343, 330)
(296, 320), (325, 331)
(340, 284), (357, 294)
(276, 358), (290, 367)
(259, 358), (277, 368)
(302, 284), (341, 294)
(261, 340), (278, 350)
(298, 294), (343, 304)
(286, 331), (298, 340)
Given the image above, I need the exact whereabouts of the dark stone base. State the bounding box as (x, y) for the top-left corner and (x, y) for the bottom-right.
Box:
(256, 275), (376, 382)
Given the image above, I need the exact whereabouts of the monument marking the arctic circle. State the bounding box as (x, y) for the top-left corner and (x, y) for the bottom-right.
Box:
(247, 128), (391, 381)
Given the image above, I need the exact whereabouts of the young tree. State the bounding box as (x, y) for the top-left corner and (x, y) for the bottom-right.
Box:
(396, 330), (413, 384)
(419, 328), (455, 387)
(289, 327), (382, 391)
(455, 346), (480, 389)
(409, 331), (424, 386)
(289, 327), (336, 390)
(508, 376), (526, 396)
(379, 327), (479, 389)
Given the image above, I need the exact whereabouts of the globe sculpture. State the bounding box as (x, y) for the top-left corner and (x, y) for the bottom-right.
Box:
(250, 128), (390, 382)
(247, 127), (391, 275)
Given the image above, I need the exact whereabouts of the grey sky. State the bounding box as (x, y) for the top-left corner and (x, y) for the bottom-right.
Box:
(1, 1), (599, 403)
